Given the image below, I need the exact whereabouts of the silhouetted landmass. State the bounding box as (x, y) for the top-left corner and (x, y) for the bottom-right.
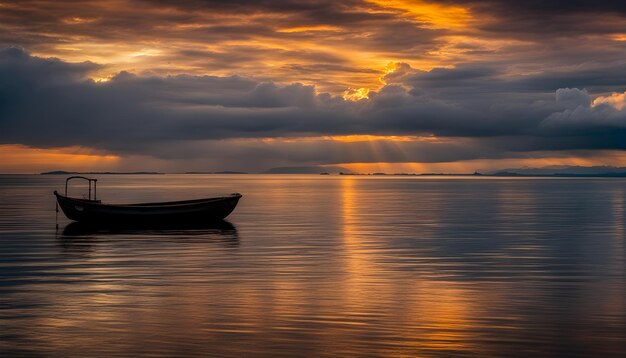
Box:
(492, 172), (626, 177)
(342, 172), (472, 176)
(264, 166), (350, 174)
(419, 173), (476, 176)
(185, 171), (248, 174)
(361, 166), (626, 177)
(555, 173), (626, 177)
(491, 171), (522, 176)
(41, 171), (162, 175)
(40, 166), (626, 177)
(41, 171), (77, 175)
(343, 167), (626, 177)
(487, 166), (626, 177)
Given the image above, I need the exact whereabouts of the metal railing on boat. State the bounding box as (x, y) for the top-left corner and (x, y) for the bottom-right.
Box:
(65, 176), (98, 201)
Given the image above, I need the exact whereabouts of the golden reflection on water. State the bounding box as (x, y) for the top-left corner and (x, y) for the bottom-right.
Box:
(340, 177), (370, 288)
(340, 177), (480, 355)
(611, 188), (625, 271)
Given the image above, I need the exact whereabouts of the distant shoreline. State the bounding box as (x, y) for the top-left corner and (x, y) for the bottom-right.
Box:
(22, 171), (626, 177)
(338, 172), (626, 177)
(40, 171), (163, 175)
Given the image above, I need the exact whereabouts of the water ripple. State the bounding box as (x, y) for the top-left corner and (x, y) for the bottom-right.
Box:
(1, 175), (625, 356)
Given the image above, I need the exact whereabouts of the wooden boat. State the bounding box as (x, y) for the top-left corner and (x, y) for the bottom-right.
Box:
(54, 176), (242, 224)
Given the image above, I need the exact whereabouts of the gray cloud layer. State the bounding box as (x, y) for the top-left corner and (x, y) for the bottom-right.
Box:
(1, 47), (626, 169)
(433, 0), (626, 37)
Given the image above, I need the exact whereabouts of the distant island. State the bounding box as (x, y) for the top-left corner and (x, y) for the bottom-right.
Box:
(185, 171), (248, 174)
(337, 166), (626, 177)
(41, 171), (162, 175)
(263, 166), (350, 174)
(38, 166), (626, 177)
(339, 172), (483, 176)
(486, 166), (626, 177)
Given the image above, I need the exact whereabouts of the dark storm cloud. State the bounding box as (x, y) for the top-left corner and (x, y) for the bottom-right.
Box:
(142, 0), (401, 28)
(514, 65), (626, 93)
(2, 48), (626, 165)
(0, 46), (100, 81)
(0, 48), (349, 152)
(142, 0), (361, 13)
(387, 61), (626, 101)
(435, 1), (626, 15)
(432, 0), (626, 37)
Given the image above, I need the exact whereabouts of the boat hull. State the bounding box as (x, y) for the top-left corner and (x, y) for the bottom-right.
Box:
(54, 191), (242, 224)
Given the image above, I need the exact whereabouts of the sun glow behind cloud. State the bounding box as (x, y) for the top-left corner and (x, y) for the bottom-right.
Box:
(339, 152), (626, 174)
(343, 88), (371, 101)
(367, 0), (472, 29)
(0, 145), (120, 173)
(276, 25), (343, 33)
(62, 17), (97, 25)
(323, 135), (442, 143)
(593, 91), (626, 110)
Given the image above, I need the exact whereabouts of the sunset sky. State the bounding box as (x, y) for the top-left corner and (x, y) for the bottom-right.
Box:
(1, 0), (626, 173)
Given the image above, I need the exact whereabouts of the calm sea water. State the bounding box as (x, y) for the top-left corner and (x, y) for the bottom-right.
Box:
(1, 174), (625, 357)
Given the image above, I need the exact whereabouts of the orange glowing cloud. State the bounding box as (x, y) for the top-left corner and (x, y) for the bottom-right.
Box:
(367, 0), (472, 29)
(343, 88), (371, 101)
(613, 34), (626, 41)
(0, 145), (120, 173)
(276, 25), (343, 33)
(337, 152), (626, 174)
(257, 135), (443, 143)
(593, 91), (626, 110)
(322, 134), (442, 142)
(0, 0), (478, 93)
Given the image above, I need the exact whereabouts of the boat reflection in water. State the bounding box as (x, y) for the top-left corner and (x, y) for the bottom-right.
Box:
(61, 219), (238, 236)
(57, 220), (240, 253)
